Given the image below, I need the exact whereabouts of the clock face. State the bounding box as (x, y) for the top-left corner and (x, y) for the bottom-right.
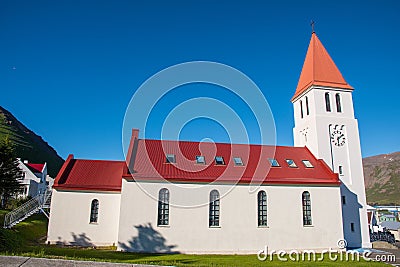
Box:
(331, 130), (346, 146)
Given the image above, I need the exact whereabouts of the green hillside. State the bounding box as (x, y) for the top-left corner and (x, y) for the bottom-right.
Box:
(0, 106), (64, 177)
(363, 152), (400, 205)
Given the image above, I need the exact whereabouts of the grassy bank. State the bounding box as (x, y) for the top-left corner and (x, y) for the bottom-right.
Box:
(0, 210), (385, 266)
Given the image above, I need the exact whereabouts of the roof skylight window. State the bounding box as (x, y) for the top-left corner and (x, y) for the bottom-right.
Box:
(215, 156), (225, 165)
(196, 156), (206, 164)
(233, 157), (244, 166)
(268, 158), (280, 167)
(302, 160), (313, 168)
(286, 159), (297, 168)
(166, 154), (176, 164)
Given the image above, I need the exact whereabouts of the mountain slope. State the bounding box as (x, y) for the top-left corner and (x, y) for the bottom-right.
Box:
(0, 106), (64, 177)
(363, 151), (400, 205)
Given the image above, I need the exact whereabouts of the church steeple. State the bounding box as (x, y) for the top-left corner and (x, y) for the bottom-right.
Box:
(292, 32), (353, 101)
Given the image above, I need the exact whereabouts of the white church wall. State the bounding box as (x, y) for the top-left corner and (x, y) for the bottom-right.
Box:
(117, 179), (344, 254)
(47, 189), (121, 246)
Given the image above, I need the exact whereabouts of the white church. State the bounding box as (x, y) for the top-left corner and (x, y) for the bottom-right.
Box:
(47, 32), (371, 253)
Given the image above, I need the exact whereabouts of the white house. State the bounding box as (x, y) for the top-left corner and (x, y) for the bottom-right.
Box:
(367, 205), (378, 232)
(18, 159), (48, 198)
(47, 31), (371, 253)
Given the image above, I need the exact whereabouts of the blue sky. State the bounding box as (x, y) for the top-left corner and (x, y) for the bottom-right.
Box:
(1, 0), (399, 161)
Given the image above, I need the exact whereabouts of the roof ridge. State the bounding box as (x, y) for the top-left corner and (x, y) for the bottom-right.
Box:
(139, 139), (299, 148)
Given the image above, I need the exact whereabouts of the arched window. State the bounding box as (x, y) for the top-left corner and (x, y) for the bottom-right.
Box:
(325, 93), (331, 112)
(158, 188), (169, 226)
(300, 100), (304, 118)
(335, 93), (342, 112)
(257, 191), (267, 226)
(305, 96), (310, 115)
(90, 199), (99, 223)
(302, 191), (312, 226)
(209, 190), (220, 227)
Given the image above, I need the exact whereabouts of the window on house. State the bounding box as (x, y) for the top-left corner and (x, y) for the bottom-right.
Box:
(342, 196), (346, 205)
(336, 93), (342, 113)
(302, 191), (312, 226)
(258, 191), (267, 226)
(351, 223), (355, 232)
(209, 190), (220, 227)
(90, 199), (99, 223)
(268, 158), (280, 167)
(325, 93), (331, 112)
(286, 159), (297, 168)
(302, 160), (313, 168)
(300, 100), (303, 118)
(158, 188), (169, 226)
(196, 155), (205, 164)
(339, 165), (343, 175)
(233, 157), (244, 166)
(305, 96), (310, 115)
(166, 154), (176, 163)
(215, 156), (225, 165)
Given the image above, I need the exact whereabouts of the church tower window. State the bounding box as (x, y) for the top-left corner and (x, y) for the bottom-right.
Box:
(257, 191), (267, 226)
(305, 96), (310, 115)
(300, 100), (304, 118)
(302, 191), (312, 226)
(336, 93), (342, 112)
(209, 190), (220, 227)
(158, 188), (170, 226)
(325, 93), (331, 112)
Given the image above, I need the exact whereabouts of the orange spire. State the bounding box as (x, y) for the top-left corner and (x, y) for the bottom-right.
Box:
(292, 32), (353, 101)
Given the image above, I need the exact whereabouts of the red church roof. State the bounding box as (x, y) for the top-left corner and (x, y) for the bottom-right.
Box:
(292, 32), (353, 101)
(53, 138), (339, 192)
(26, 163), (45, 173)
(125, 139), (339, 185)
(53, 155), (125, 192)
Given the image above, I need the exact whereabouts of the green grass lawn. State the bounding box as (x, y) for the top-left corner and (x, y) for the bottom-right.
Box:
(0, 210), (386, 266)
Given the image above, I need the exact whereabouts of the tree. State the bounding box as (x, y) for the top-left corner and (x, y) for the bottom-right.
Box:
(0, 136), (23, 209)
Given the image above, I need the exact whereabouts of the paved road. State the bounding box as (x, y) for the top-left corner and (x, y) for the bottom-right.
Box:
(368, 248), (400, 266)
(0, 256), (170, 267)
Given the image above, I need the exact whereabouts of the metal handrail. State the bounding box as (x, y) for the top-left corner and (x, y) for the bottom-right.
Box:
(3, 190), (52, 228)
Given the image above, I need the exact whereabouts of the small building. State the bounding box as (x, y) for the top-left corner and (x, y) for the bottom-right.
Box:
(379, 214), (397, 222)
(18, 159), (48, 198)
(380, 221), (400, 241)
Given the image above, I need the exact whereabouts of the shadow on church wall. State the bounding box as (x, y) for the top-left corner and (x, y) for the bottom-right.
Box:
(70, 232), (94, 247)
(340, 184), (362, 248)
(119, 223), (179, 253)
